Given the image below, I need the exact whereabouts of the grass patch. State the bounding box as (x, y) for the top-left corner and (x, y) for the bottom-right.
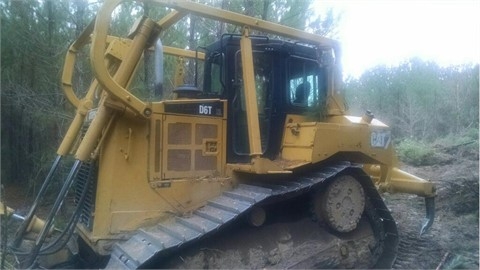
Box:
(397, 129), (479, 165)
(433, 129), (479, 160)
(396, 139), (435, 166)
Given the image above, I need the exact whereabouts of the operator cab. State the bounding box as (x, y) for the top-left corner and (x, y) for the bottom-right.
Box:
(202, 35), (331, 163)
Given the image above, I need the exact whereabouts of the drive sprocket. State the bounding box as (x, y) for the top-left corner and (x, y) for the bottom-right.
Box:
(315, 174), (365, 232)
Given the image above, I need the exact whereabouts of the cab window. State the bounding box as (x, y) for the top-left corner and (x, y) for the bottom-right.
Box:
(233, 50), (273, 155)
(288, 57), (326, 108)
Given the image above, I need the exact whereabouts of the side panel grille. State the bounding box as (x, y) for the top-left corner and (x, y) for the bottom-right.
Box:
(163, 116), (222, 179)
(74, 161), (98, 231)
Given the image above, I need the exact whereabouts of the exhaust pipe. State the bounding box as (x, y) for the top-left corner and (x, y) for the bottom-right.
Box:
(154, 37), (164, 99)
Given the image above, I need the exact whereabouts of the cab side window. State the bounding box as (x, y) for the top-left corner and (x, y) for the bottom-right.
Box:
(288, 57), (326, 108)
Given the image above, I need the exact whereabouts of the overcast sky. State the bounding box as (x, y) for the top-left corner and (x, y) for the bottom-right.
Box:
(313, 0), (480, 78)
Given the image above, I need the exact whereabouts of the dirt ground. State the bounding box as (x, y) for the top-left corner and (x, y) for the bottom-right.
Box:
(2, 150), (479, 269)
(387, 154), (479, 269)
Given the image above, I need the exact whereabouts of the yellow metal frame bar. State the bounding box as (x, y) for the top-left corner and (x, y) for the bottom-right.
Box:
(58, 19), (98, 155)
(365, 165), (436, 197)
(162, 46), (205, 60)
(156, 10), (187, 30)
(239, 28), (262, 156)
(76, 16), (157, 161)
(150, 0), (339, 48)
(88, 2), (188, 118)
(90, 0), (151, 117)
(62, 19), (95, 108)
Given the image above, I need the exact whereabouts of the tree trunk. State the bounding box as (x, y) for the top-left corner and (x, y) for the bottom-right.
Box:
(188, 15), (197, 85)
(262, 0), (270, 20)
(217, 0), (227, 39)
(244, 0), (254, 16)
(47, 0), (54, 57)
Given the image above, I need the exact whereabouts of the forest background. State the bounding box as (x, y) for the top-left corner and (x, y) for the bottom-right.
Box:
(1, 0), (478, 191)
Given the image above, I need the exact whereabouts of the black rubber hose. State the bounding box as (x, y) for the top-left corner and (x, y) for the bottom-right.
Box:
(23, 160), (82, 268)
(12, 155), (62, 248)
(38, 163), (92, 255)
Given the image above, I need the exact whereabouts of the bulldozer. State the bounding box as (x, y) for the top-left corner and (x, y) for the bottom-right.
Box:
(2, 0), (436, 268)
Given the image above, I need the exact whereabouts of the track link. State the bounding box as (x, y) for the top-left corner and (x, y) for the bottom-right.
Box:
(393, 231), (432, 269)
(392, 229), (479, 269)
(105, 162), (398, 269)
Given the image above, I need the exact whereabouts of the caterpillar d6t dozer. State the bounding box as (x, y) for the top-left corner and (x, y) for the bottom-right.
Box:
(6, 0), (436, 268)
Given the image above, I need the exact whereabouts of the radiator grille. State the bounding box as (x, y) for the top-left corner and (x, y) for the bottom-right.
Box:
(167, 149), (191, 171)
(195, 124), (217, 144)
(195, 149), (216, 170)
(163, 116), (221, 179)
(168, 123), (191, 144)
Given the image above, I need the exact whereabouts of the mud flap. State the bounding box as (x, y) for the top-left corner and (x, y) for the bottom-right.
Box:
(420, 197), (435, 236)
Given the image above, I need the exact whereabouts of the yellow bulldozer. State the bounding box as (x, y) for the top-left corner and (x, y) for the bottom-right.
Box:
(2, 0), (435, 268)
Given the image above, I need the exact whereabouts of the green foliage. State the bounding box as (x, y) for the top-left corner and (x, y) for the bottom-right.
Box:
(1, 0), (93, 186)
(396, 139), (436, 166)
(435, 128), (478, 148)
(345, 59), (479, 141)
(433, 128), (479, 160)
(396, 127), (479, 166)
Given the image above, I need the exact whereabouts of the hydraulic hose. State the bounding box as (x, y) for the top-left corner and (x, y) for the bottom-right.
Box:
(23, 160), (82, 268)
(12, 155), (62, 248)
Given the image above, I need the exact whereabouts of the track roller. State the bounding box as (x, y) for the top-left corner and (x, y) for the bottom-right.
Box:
(247, 206), (266, 227)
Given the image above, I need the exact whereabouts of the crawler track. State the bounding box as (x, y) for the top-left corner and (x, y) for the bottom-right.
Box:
(393, 230), (435, 269)
(392, 228), (479, 269)
(106, 162), (398, 269)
